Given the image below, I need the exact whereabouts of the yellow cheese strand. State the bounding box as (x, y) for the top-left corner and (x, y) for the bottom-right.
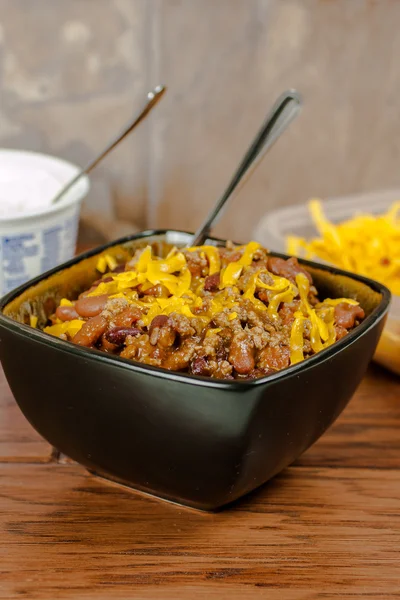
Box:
(60, 298), (73, 307)
(290, 312), (305, 364)
(45, 319), (84, 338)
(238, 241), (261, 266)
(201, 246), (221, 275)
(221, 263), (243, 288)
(96, 256), (107, 274)
(29, 315), (38, 328)
(320, 298), (359, 307)
(267, 286), (295, 319)
(206, 328), (222, 337)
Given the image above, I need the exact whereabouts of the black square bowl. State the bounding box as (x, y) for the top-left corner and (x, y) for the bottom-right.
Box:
(0, 231), (391, 510)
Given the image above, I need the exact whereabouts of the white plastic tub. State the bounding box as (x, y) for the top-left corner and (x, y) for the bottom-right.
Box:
(254, 189), (400, 376)
(0, 149), (89, 296)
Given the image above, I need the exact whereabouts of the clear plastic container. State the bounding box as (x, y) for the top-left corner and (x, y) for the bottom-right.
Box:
(254, 189), (400, 376)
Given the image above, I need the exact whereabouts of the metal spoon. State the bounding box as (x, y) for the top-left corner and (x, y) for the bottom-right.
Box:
(190, 89), (302, 247)
(51, 84), (167, 205)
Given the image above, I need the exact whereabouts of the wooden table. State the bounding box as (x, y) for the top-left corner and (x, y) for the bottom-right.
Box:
(1, 363), (399, 600)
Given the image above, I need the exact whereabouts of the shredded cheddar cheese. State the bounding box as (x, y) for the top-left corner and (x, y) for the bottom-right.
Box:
(44, 319), (84, 338)
(29, 315), (38, 328)
(287, 199), (400, 295)
(45, 241), (360, 368)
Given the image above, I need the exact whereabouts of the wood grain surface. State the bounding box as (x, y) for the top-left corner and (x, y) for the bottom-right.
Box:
(1, 363), (399, 599)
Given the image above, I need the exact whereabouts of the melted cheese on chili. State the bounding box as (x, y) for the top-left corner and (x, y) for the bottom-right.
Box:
(44, 241), (360, 366)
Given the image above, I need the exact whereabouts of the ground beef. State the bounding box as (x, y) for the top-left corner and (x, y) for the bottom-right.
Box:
(184, 250), (208, 278)
(204, 273), (220, 291)
(46, 242), (365, 380)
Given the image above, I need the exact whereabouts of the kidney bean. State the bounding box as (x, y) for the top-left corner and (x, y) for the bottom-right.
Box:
(75, 294), (109, 318)
(148, 315), (176, 348)
(105, 326), (141, 346)
(100, 334), (118, 353)
(113, 306), (142, 327)
(190, 356), (210, 376)
(72, 315), (108, 347)
(55, 304), (80, 322)
(204, 273), (220, 292)
(149, 315), (169, 334)
(247, 367), (274, 379)
(228, 333), (255, 375)
(334, 303), (365, 329)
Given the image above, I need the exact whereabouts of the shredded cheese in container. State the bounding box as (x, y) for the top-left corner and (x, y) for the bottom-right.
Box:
(287, 199), (400, 295)
(287, 199), (400, 375)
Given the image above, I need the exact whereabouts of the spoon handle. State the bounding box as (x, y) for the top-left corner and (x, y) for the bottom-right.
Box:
(51, 84), (167, 205)
(190, 89), (302, 247)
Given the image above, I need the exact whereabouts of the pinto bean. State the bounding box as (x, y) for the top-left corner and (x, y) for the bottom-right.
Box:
(335, 325), (348, 341)
(55, 305), (80, 322)
(75, 294), (109, 318)
(72, 315), (108, 347)
(228, 333), (255, 375)
(267, 256), (313, 284)
(105, 326), (142, 346)
(204, 273), (220, 292)
(334, 303), (365, 329)
(113, 306), (142, 327)
(141, 284), (170, 298)
(149, 315), (169, 333)
(100, 334), (119, 353)
(257, 345), (290, 371)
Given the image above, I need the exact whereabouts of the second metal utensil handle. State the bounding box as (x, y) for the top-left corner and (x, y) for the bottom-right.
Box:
(190, 89), (302, 246)
(51, 84), (166, 205)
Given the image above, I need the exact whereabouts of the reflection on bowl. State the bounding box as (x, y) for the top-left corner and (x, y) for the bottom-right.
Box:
(0, 231), (391, 510)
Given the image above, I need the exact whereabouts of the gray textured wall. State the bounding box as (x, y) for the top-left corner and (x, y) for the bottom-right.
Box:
(1, 0), (399, 243)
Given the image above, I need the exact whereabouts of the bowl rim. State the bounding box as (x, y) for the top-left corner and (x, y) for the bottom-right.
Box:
(0, 229), (391, 389)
